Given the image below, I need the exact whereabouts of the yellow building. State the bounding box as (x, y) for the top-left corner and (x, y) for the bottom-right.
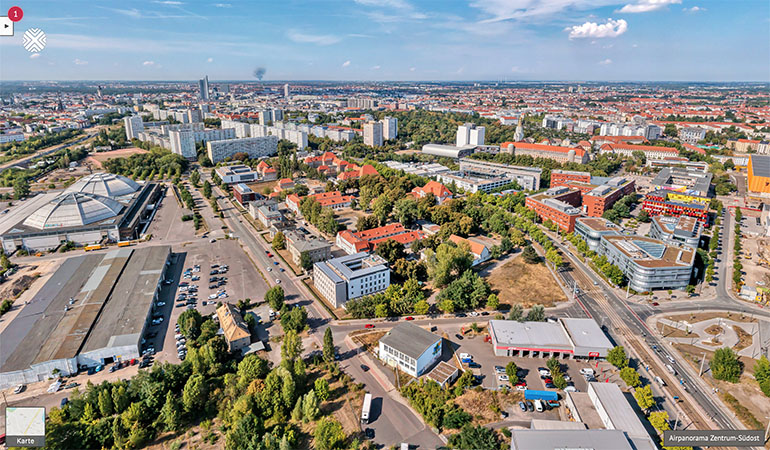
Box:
(666, 192), (710, 205)
(747, 155), (770, 195)
(216, 303), (251, 352)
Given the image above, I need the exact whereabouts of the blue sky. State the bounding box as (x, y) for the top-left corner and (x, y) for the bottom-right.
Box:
(1, 0), (768, 81)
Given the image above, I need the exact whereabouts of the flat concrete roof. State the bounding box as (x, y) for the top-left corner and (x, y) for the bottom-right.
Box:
(588, 382), (649, 440)
(489, 320), (573, 351)
(561, 318), (613, 350)
(510, 429), (635, 450)
(530, 419), (587, 430)
(379, 323), (441, 360)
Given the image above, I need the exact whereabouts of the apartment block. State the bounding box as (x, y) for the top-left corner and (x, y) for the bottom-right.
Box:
(206, 135), (278, 163)
(313, 253), (390, 308)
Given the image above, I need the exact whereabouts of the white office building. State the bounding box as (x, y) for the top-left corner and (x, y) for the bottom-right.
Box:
(284, 83), (290, 98)
(381, 116), (398, 140)
(457, 122), (485, 146)
(378, 323), (442, 377)
(169, 128), (236, 160)
(199, 76), (209, 101)
(313, 253), (390, 308)
(123, 115), (144, 140)
(364, 121), (384, 147)
(206, 135), (279, 163)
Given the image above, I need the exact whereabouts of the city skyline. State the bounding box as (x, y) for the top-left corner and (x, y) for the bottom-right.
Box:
(0, 0), (768, 82)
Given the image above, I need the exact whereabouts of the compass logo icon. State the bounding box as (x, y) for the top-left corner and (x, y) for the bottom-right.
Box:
(22, 28), (45, 52)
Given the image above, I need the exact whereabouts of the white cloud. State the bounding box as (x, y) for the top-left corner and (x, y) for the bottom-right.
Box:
(213, 3), (231, 7)
(372, 65), (381, 70)
(683, 6), (703, 12)
(153, 0), (184, 4)
(598, 58), (613, 65)
(287, 29), (341, 46)
(29, 53), (41, 59)
(617, 0), (680, 13)
(511, 66), (520, 72)
(354, 0), (412, 9)
(342, 60), (351, 67)
(566, 18), (627, 39)
(409, 67), (416, 72)
(73, 58), (88, 65)
(207, 57), (214, 63)
(473, 0), (621, 24)
(143, 60), (156, 66)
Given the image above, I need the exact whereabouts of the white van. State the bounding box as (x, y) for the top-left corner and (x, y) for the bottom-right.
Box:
(534, 399), (544, 412)
(459, 353), (472, 360)
(655, 376), (666, 386)
(580, 368), (594, 376)
(666, 364), (676, 375)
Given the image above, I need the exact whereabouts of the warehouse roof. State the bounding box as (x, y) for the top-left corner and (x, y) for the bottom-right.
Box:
(489, 320), (573, 350)
(561, 318), (613, 350)
(588, 382), (650, 440)
(510, 429), (636, 450)
(379, 323), (441, 360)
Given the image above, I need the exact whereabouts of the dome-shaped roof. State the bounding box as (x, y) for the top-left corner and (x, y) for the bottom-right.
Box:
(23, 192), (124, 230)
(65, 172), (140, 198)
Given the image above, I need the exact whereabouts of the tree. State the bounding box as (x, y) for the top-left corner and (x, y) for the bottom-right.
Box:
(376, 238), (406, 264)
(190, 170), (200, 186)
(265, 286), (285, 311)
(607, 346), (628, 369)
(619, 367), (641, 387)
(374, 303), (389, 318)
(281, 330), (303, 361)
(272, 232), (286, 250)
(182, 374), (207, 414)
(754, 355), (770, 397)
(291, 398), (303, 422)
(202, 180), (212, 198)
(546, 357), (560, 374)
(425, 242), (474, 287)
(505, 362), (519, 384)
(160, 391), (183, 432)
(710, 347), (742, 382)
(300, 251), (313, 271)
(302, 391), (319, 422)
(98, 389), (113, 417)
(546, 248), (563, 268)
(314, 417), (345, 450)
(451, 424), (499, 450)
(522, 245), (539, 264)
(237, 354), (269, 387)
(112, 385), (129, 414)
(526, 304), (545, 322)
(281, 305), (308, 332)
(638, 210), (650, 223)
(634, 385), (655, 411)
(649, 411), (671, 432)
(413, 299), (430, 315)
(552, 373), (567, 390)
(314, 378), (330, 401)
(393, 197), (420, 226)
(13, 177), (29, 199)
(486, 293), (499, 310)
(508, 304), (523, 321)
(177, 309), (204, 341)
(509, 228), (526, 247)
(1, 251), (12, 271)
(664, 123), (678, 137)
(323, 328), (335, 363)
(438, 299), (455, 314)
(356, 215), (379, 231)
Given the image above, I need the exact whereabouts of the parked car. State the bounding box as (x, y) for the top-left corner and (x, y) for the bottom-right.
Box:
(495, 366), (506, 374)
(455, 334), (464, 340)
(538, 368), (551, 377)
(580, 368), (594, 376)
(497, 375), (509, 382)
(360, 364), (369, 372)
(13, 384), (25, 394)
(405, 316), (414, 321)
(65, 382), (80, 389)
(364, 324), (375, 329)
(519, 401), (527, 411)
(60, 397), (69, 407)
(526, 401), (534, 412)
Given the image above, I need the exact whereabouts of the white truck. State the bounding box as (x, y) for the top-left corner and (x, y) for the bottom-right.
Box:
(361, 393), (372, 424)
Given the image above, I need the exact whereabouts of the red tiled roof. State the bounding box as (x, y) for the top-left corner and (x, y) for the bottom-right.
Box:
(448, 235), (487, 257)
(511, 142), (587, 157)
(601, 143), (679, 154)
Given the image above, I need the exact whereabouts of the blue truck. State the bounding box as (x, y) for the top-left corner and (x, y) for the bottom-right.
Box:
(524, 389), (559, 401)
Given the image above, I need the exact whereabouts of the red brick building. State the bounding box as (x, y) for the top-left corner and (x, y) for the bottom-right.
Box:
(233, 183), (258, 205)
(525, 187), (583, 232)
(551, 169), (591, 187)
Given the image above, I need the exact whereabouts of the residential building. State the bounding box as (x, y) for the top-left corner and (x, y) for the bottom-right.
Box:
(0, 133), (25, 144)
(285, 230), (331, 266)
(214, 164), (258, 184)
(459, 159), (542, 190)
(381, 116), (398, 140)
(409, 180), (453, 204)
(313, 253), (390, 308)
(421, 143), (476, 159)
(680, 127), (706, 144)
(448, 234), (490, 266)
(542, 115), (574, 130)
(287, 191), (353, 215)
(649, 215), (702, 248)
(574, 218), (623, 252)
(728, 139), (770, 154)
(378, 323), (442, 377)
(748, 154), (770, 195)
(336, 223), (424, 255)
(255, 161), (278, 180)
(502, 142), (590, 164)
(488, 318), (612, 359)
(232, 183), (258, 205)
(525, 187), (583, 233)
(599, 235), (695, 291)
(216, 303), (251, 352)
(599, 143), (679, 159)
(123, 115), (144, 140)
(363, 121), (383, 147)
(642, 191), (708, 225)
(206, 135), (278, 163)
(456, 123), (485, 146)
(169, 127), (236, 159)
(252, 202), (283, 228)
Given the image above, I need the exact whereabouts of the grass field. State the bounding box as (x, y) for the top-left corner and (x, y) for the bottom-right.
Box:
(86, 147), (147, 168)
(487, 256), (566, 307)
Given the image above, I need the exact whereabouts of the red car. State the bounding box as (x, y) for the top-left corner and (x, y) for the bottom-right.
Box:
(364, 324), (375, 329)
(515, 381), (527, 387)
(405, 316), (414, 321)
(652, 302), (659, 306)
(544, 378), (553, 384)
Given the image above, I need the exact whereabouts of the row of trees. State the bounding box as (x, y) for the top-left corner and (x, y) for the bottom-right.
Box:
(343, 279), (428, 319)
(105, 145), (188, 181)
(0, 128), (83, 158)
(733, 208), (743, 290)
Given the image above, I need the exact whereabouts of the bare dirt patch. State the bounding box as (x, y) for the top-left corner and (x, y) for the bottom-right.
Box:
(453, 387), (523, 426)
(659, 323), (692, 338)
(85, 147), (148, 168)
(350, 330), (387, 353)
(665, 312), (757, 324)
(704, 325), (724, 335)
(0, 273), (40, 300)
(246, 180), (278, 196)
(732, 325), (753, 352)
(487, 256), (565, 307)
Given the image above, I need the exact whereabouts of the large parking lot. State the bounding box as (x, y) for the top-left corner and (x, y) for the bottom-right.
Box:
(142, 238), (271, 365)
